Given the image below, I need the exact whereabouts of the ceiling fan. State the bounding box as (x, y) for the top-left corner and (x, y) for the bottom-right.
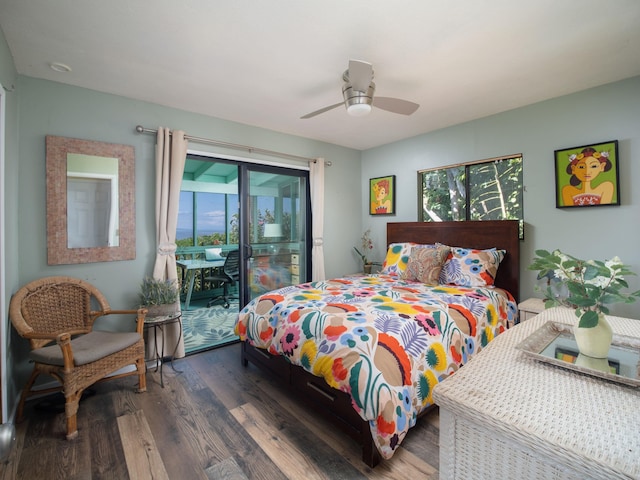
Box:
(301, 59), (419, 119)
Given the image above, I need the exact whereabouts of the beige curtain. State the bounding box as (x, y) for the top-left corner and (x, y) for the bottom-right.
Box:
(151, 127), (188, 358)
(310, 158), (326, 281)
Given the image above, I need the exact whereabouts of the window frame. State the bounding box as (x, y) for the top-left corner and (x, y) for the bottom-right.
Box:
(417, 153), (524, 238)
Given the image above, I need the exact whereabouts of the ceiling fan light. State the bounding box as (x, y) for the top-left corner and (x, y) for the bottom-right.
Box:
(343, 82), (375, 117)
(347, 103), (372, 116)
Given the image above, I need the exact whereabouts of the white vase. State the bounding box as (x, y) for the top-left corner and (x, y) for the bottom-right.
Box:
(574, 354), (611, 373)
(573, 312), (612, 359)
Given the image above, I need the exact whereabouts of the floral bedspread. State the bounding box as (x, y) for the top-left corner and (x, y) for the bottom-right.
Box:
(236, 274), (516, 459)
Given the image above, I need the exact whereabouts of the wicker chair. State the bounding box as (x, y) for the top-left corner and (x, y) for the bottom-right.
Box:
(9, 276), (147, 440)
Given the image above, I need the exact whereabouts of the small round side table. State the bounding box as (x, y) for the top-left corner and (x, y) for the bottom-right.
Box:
(144, 312), (183, 387)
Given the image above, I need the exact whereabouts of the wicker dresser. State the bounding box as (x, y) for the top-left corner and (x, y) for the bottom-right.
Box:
(433, 307), (640, 480)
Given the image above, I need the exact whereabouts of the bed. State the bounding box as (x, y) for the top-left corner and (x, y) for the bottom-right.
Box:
(236, 220), (520, 466)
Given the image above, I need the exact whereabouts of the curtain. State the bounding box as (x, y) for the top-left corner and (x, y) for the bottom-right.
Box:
(151, 127), (188, 358)
(310, 158), (326, 281)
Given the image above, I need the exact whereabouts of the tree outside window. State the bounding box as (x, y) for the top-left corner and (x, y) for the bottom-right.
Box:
(419, 155), (523, 236)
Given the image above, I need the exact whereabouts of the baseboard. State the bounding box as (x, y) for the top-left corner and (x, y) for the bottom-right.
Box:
(0, 394), (19, 462)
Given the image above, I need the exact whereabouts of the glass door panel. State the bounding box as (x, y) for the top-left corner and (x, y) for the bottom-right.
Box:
(177, 157), (241, 354)
(245, 168), (309, 302)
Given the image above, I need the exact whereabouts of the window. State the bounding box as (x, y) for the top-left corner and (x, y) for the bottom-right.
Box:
(418, 154), (523, 236)
(177, 191), (237, 247)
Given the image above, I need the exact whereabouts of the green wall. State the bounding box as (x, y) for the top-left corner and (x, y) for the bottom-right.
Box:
(361, 76), (640, 319)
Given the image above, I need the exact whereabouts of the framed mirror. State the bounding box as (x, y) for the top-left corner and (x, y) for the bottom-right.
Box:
(46, 135), (136, 265)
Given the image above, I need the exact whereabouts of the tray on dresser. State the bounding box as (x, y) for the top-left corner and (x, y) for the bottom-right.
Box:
(516, 321), (640, 387)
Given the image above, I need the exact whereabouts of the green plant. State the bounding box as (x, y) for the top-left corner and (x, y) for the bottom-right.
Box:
(528, 249), (640, 328)
(138, 276), (179, 306)
(353, 229), (374, 266)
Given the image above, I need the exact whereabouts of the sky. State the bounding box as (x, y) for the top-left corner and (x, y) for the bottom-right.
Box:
(177, 192), (284, 238)
(178, 192), (232, 237)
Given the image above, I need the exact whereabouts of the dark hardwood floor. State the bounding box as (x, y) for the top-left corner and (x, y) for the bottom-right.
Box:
(0, 342), (440, 479)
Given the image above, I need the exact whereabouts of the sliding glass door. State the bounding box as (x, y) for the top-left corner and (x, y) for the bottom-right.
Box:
(242, 166), (309, 303)
(176, 155), (310, 352)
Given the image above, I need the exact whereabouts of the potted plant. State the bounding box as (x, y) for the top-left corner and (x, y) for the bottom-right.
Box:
(138, 276), (181, 317)
(528, 249), (640, 358)
(354, 229), (374, 274)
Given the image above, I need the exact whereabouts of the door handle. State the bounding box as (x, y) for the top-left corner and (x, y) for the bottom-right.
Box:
(245, 244), (253, 258)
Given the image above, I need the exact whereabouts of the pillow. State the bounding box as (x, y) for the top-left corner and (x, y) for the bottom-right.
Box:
(402, 245), (451, 284)
(205, 248), (223, 261)
(381, 242), (441, 276)
(412, 242), (442, 251)
(380, 243), (417, 276)
(439, 247), (506, 287)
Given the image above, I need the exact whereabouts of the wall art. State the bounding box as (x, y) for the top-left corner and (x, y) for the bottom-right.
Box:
(554, 140), (619, 208)
(369, 175), (396, 215)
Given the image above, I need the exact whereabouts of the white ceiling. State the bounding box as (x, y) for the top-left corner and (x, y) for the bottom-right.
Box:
(2, 0), (640, 151)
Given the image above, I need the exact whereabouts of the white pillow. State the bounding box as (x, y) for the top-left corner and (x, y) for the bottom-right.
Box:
(205, 248), (223, 260)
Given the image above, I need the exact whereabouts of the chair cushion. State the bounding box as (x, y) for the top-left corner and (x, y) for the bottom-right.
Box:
(29, 331), (141, 366)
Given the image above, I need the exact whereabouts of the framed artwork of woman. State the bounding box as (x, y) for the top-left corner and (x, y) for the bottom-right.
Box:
(369, 175), (396, 215)
(554, 140), (620, 208)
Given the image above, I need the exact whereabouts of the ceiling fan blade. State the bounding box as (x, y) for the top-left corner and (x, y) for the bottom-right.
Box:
(348, 59), (373, 92)
(373, 97), (420, 115)
(300, 101), (344, 119)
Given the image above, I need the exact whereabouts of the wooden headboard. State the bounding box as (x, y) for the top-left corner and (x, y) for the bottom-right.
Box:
(387, 220), (520, 302)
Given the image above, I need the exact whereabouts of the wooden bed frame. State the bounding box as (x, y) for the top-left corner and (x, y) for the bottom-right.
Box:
(240, 220), (520, 467)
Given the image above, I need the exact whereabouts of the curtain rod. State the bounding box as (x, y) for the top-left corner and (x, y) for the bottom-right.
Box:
(135, 125), (331, 166)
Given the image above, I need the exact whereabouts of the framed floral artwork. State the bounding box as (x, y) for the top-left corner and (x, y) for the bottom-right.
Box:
(554, 140), (620, 208)
(369, 175), (396, 215)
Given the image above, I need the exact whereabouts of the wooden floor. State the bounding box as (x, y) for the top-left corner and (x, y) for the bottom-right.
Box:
(0, 342), (440, 479)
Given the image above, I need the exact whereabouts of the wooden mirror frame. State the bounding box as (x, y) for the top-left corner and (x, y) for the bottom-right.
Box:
(46, 135), (136, 265)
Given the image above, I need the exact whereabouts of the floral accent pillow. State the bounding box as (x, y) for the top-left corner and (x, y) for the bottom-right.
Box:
(381, 243), (440, 276)
(439, 247), (506, 287)
(381, 243), (417, 276)
(402, 245), (451, 284)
